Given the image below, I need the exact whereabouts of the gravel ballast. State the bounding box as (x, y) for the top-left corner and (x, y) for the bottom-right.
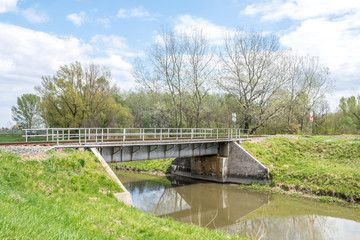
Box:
(0, 146), (52, 156)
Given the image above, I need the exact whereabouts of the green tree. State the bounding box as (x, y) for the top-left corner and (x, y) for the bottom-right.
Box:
(11, 93), (42, 128)
(36, 62), (132, 127)
(338, 96), (360, 131)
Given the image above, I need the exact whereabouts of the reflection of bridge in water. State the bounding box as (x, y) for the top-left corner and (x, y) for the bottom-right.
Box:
(157, 178), (269, 229)
(118, 172), (360, 239)
(118, 173), (269, 229)
(118, 173), (360, 239)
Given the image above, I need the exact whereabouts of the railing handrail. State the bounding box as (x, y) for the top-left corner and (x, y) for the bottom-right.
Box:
(23, 127), (249, 144)
(24, 127), (249, 130)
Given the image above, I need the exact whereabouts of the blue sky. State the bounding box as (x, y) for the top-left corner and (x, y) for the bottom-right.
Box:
(1, 0), (360, 127)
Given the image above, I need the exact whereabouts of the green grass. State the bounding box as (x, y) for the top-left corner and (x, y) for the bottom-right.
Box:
(114, 158), (174, 174)
(0, 132), (24, 142)
(0, 132), (45, 142)
(0, 149), (240, 239)
(242, 136), (360, 202)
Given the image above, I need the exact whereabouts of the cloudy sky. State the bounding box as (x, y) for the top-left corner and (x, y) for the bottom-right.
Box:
(1, 0), (359, 127)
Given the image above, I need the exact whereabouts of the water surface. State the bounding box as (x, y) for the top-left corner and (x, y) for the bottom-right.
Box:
(116, 171), (360, 240)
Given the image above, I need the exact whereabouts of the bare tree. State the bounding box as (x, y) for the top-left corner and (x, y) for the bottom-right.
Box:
(133, 27), (187, 127)
(185, 29), (215, 128)
(279, 50), (304, 126)
(295, 56), (332, 131)
(218, 29), (290, 133)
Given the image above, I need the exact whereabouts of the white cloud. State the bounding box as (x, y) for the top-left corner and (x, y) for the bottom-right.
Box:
(242, 0), (360, 110)
(96, 17), (111, 28)
(0, 23), (135, 126)
(66, 12), (86, 26)
(91, 35), (127, 51)
(117, 6), (155, 20)
(93, 54), (133, 87)
(21, 8), (49, 23)
(90, 34), (139, 59)
(0, 0), (17, 13)
(174, 15), (234, 44)
(242, 0), (360, 22)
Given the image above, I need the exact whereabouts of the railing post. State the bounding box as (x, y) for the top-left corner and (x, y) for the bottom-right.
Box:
(84, 129), (87, 144)
(191, 129), (193, 139)
(25, 129), (28, 142)
(160, 129), (162, 141)
(68, 129), (70, 141)
(52, 129), (54, 141)
(107, 128), (109, 140)
(57, 130), (59, 145)
(95, 129), (98, 143)
(78, 129), (81, 144)
(46, 129), (48, 142)
(101, 129), (103, 143)
(176, 129), (178, 140)
(217, 129), (219, 139)
(123, 129), (126, 142)
(142, 128), (145, 141)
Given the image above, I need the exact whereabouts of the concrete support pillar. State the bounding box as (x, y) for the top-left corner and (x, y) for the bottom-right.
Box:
(172, 141), (269, 184)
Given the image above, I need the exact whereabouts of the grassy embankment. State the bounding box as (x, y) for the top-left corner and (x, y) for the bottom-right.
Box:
(114, 158), (173, 175)
(116, 136), (360, 204)
(0, 149), (241, 239)
(242, 136), (360, 203)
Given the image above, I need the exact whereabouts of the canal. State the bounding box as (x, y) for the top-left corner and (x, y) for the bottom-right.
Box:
(115, 171), (360, 240)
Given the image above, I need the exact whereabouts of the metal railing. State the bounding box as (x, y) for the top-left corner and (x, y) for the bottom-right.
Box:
(23, 128), (249, 145)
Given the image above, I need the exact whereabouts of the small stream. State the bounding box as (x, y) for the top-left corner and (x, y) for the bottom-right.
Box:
(115, 171), (360, 240)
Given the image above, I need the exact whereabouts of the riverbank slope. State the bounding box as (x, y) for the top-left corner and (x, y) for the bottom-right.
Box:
(242, 135), (360, 203)
(0, 149), (240, 239)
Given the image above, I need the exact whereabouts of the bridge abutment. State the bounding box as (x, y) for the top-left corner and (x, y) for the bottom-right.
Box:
(171, 142), (269, 184)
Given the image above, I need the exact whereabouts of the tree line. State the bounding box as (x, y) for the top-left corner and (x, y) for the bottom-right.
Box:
(13, 27), (358, 134)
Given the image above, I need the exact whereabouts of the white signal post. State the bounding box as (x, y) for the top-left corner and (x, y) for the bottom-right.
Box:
(232, 113), (236, 129)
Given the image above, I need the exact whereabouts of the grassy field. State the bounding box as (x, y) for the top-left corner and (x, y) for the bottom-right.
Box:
(0, 149), (241, 239)
(0, 132), (24, 142)
(242, 135), (360, 202)
(0, 131), (45, 142)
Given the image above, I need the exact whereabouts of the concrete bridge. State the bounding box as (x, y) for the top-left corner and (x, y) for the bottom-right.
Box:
(25, 128), (269, 184)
